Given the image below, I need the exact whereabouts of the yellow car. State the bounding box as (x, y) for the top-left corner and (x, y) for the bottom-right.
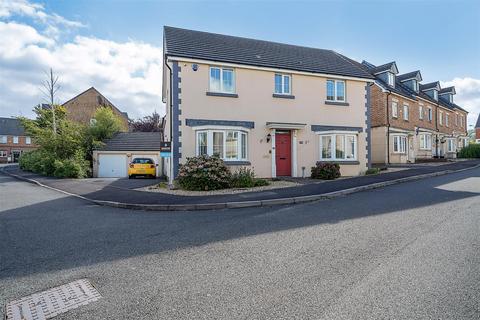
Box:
(128, 158), (157, 179)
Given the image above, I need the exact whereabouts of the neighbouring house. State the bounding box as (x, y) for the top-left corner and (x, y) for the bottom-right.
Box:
(0, 117), (36, 163)
(476, 114), (480, 144)
(62, 87), (129, 130)
(162, 26), (374, 179)
(362, 60), (469, 164)
(92, 132), (163, 178)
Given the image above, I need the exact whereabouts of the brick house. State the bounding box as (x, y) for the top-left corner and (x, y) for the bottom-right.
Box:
(62, 87), (129, 130)
(362, 61), (469, 164)
(0, 117), (36, 163)
(163, 27), (374, 180)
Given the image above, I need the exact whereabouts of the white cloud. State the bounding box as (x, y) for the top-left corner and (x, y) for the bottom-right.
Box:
(441, 77), (480, 129)
(0, 1), (163, 120)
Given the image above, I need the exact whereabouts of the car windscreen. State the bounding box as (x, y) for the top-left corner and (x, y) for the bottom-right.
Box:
(132, 158), (154, 164)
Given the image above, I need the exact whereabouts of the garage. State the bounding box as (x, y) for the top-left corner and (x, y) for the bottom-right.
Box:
(98, 154), (127, 177)
(93, 132), (163, 178)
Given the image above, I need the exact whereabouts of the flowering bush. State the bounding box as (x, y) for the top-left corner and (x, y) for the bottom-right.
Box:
(311, 162), (341, 180)
(177, 155), (232, 191)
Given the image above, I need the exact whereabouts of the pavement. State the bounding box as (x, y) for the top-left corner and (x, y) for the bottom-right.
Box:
(1, 160), (480, 209)
(1, 165), (479, 319)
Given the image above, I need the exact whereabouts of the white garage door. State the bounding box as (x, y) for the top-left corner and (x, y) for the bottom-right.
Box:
(98, 154), (127, 177)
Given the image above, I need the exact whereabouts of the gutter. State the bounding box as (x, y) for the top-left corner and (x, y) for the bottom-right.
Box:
(386, 91), (391, 164)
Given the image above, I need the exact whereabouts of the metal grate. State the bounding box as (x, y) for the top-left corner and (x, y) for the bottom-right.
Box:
(5, 279), (101, 320)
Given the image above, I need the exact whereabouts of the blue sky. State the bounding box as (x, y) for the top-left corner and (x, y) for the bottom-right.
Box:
(1, 0), (479, 126)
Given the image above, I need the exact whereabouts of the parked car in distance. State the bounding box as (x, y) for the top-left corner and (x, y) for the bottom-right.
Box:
(128, 158), (157, 179)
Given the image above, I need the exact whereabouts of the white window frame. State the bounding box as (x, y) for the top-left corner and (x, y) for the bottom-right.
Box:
(433, 90), (438, 100)
(13, 136), (19, 144)
(195, 129), (248, 161)
(274, 73), (291, 95)
(25, 136), (31, 145)
(318, 133), (357, 161)
(393, 135), (407, 154)
(0, 136), (6, 144)
(428, 107), (432, 121)
(419, 106), (423, 120)
(445, 113), (449, 127)
(392, 101), (398, 118)
(460, 115), (464, 127)
(455, 113), (458, 126)
(439, 111), (443, 126)
(209, 66), (236, 94)
(0, 150), (7, 157)
(447, 138), (456, 153)
(403, 105), (409, 120)
(419, 133), (432, 150)
(387, 72), (395, 86)
(326, 79), (346, 102)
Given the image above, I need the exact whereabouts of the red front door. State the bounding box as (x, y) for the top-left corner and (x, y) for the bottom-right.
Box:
(275, 131), (291, 176)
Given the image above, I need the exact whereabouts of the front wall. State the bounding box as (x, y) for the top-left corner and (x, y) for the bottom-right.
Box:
(177, 61), (368, 177)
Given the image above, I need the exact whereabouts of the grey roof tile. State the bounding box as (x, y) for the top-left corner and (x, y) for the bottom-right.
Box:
(420, 82), (440, 91)
(397, 70), (422, 82)
(0, 117), (26, 136)
(164, 26), (373, 79)
(97, 132), (162, 151)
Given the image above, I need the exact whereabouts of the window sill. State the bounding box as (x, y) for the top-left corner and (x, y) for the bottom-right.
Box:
(206, 92), (238, 98)
(325, 101), (349, 106)
(317, 160), (360, 165)
(272, 94), (295, 99)
(224, 161), (251, 166)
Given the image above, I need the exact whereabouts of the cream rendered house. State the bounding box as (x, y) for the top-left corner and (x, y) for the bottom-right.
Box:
(162, 27), (374, 179)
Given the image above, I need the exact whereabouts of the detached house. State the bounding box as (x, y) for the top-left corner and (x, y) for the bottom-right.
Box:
(162, 27), (374, 179)
(363, 60), (468, 164)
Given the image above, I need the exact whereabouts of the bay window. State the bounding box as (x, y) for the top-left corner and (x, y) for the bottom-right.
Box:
(274, 74), (291, 94)
(419, 134), (432, 150)
(393, 135), (407, 153)
(196, 129), (248, 161)
(319, 133), (356, 161)
(209, 67), (235, 93)
(326, 79), (345, 102)
(447, 139), (456, 152)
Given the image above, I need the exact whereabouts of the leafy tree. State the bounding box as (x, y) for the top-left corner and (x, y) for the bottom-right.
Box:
(130, 110), (164, 132)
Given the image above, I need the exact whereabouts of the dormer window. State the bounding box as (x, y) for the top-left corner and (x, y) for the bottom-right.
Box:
(387, 72), (395, 86)
(449, 95), (453, 103)
(433, 90), (438, 100)
(413, 80), (418, 92)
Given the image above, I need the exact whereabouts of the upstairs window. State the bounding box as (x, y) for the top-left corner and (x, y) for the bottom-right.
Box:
(445, 113), (449, 127)
(433, 90), (438, 100)
(26, 136), (31, 145)
(274, 74), (291, 95)
(387, 72), (395, 86)
(13, 136), (19, 144)
(0, 136), (6, 144)
(460, 115), (464, 127)
(326, 80), (345, 102)
(419, 106), (424, 119)
(209, 67), (235, 93)
(413, 80), (418, 92)
(392, 101), (398, 118)
(403, 105), (409, 120)
(449, 95), (453, 103)
(428, 107), (433, 121)
(455, 113), (458, 126)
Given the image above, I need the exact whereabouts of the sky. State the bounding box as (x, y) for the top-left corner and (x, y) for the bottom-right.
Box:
(1, 0), (479, 127)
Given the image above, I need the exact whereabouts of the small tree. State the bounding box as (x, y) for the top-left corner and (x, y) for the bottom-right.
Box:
(40, 68), (61, 135)
(130, 110), (164, 132)
(83, 107), (124, 162)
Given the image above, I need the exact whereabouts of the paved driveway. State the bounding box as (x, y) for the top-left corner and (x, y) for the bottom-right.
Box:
(1, 168), (479, 319)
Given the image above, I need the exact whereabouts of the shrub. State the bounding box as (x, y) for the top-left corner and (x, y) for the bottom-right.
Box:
(20, 149), (90, 178)
(458, 144), (480, 158)
(230, 167), (269, 188)
(177, 155), (231, 191)
(311, 162), (341, 180)
(365, 168), (381, 175)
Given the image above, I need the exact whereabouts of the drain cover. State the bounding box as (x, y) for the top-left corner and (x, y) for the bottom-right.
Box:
(5, 279), (101, 320)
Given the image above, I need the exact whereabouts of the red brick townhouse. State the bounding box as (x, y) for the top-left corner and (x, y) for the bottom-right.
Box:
(362, 61), (469, 164)
(0, 117), (36, 163)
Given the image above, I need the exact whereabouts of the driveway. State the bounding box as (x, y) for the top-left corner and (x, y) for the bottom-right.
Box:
(1, 167), (479, 319)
